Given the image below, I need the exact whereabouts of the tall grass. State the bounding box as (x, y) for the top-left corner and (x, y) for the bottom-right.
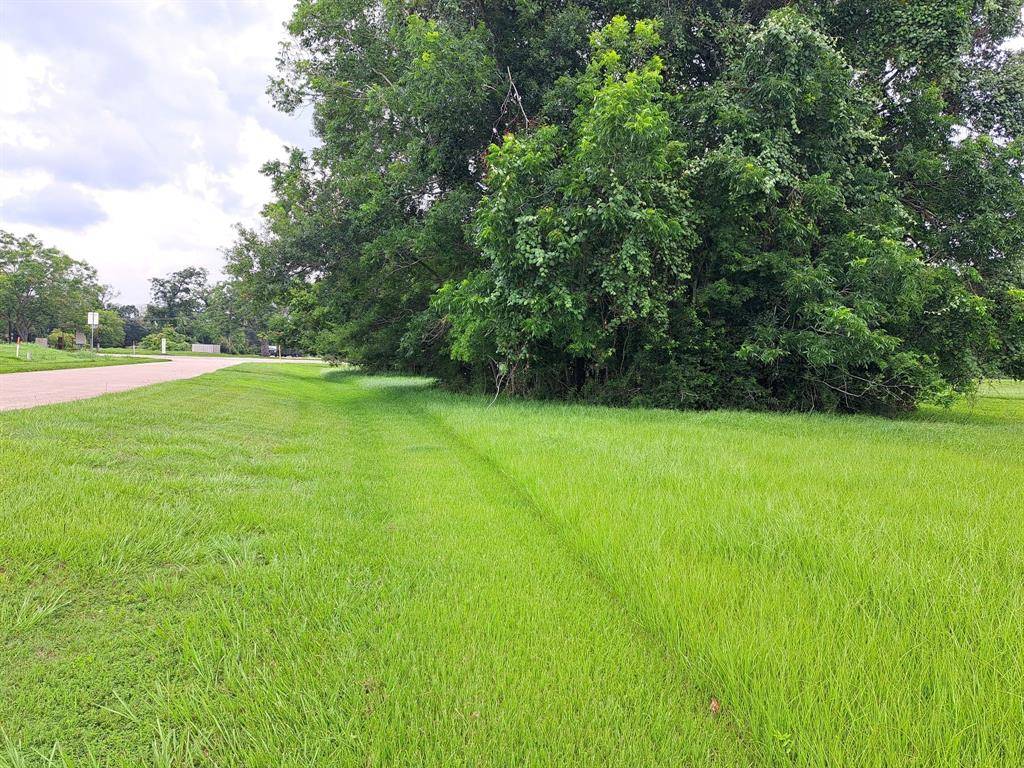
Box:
(0, 366), (1020, 766)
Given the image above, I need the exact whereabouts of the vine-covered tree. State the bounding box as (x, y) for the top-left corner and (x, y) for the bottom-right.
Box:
(231, 0), (1024, 412)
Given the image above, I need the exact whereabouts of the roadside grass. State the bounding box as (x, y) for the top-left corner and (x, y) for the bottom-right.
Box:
(97, 348), (322, 361)
(96, 347), (225, 358)
(96, 347), (228, 357)
(0, 366), (1021, 766)
(0, 344), (161, 374)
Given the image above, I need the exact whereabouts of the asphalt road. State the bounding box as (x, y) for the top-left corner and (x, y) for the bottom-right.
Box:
(0, 356), (321, 412)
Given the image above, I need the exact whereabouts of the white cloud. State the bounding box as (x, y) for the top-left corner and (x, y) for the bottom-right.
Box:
(0, 42), (61, 115)
(0, 0), (312, 305)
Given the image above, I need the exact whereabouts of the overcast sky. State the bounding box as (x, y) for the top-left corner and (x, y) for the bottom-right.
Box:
(0, 0), (313, 306)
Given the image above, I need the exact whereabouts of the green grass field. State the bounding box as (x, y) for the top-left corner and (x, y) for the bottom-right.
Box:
(1, 366), (1021, 766)
(0, 344), (161, 374)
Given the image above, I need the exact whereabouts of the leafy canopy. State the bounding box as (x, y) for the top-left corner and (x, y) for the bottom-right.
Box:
(230, 0), (1024, 412)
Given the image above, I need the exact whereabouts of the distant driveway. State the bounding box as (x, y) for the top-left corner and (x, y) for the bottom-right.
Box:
(0, 357), (321, 412)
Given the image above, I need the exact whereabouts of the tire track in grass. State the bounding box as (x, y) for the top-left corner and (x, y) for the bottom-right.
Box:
(395, 385), (761, 758)
(355, 377), (753, 765)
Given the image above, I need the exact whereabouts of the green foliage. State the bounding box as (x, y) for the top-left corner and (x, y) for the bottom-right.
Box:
(109, 303), (149, 345)
(46, 329), (77, 350)
(993, 287), (1024, 376)
(143, 259), (286, 354)
(139, 325), (190, 352)
(443, 18), (700, 398)
(145, 266), (209, 337)
(439, 12), (999, 412)
(230, 0), (1024, 412)
(95, 308), (125, 348)
(677, 10), (968, 411)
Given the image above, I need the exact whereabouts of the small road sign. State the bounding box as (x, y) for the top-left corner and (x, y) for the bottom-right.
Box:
(87, 311), (99, 349)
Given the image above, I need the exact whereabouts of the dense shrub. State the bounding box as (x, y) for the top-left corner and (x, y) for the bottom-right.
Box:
(47, 329), (78, 350)
(439, 14), (992, 412)
(139, 326), (190, 351)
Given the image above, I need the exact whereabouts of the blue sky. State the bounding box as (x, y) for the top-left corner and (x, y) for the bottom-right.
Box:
(1, 0), (313, 305)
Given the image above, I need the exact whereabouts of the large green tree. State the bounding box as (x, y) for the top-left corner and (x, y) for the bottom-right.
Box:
(231, 0), (1023, 411)
(95, 308), (126, 348)
(0, 230), (105, 342)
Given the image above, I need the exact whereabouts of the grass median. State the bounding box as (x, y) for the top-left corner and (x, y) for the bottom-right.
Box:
(0, 344), (162, 374)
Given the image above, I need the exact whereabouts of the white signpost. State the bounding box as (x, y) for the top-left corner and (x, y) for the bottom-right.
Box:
(87, 311), (99, 350)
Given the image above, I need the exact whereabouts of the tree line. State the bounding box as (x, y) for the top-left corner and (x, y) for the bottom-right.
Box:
(1, 230), (285, 352)
(229, 0), (1023, 413)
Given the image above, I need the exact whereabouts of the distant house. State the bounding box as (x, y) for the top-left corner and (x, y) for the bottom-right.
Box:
(75, 331), (87, 349)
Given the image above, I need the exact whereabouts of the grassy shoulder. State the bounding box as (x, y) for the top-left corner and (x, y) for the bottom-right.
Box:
(97, 347), (321, 361)
(0, 366), (1021, 766)
(0, 343), (164, 374)
(97, 347), (228, 358)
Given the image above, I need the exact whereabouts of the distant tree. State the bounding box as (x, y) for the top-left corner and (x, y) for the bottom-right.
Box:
(108, 303), (149, 345)
(0, 230), (104, 341)
(145, 267), (209, 336)
(96, 308), (125, 348)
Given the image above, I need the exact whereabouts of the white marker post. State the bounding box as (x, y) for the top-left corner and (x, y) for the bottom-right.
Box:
(161, 337), (167, 354)
(87, 311), (100, 350)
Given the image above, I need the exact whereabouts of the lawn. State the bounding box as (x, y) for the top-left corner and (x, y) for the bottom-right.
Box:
(1, 365), (1021, 766)
(0, 344), (161, 374)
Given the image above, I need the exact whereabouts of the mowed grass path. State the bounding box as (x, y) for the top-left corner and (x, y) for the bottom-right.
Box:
(0, 367), (1021, 766)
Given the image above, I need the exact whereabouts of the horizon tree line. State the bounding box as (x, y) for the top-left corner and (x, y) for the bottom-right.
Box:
(1, 229), (291, 352)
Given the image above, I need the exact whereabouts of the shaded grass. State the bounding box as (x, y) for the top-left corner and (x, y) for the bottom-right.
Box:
(0, 344), (161, 374)
(0, 366), (1021, 766)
